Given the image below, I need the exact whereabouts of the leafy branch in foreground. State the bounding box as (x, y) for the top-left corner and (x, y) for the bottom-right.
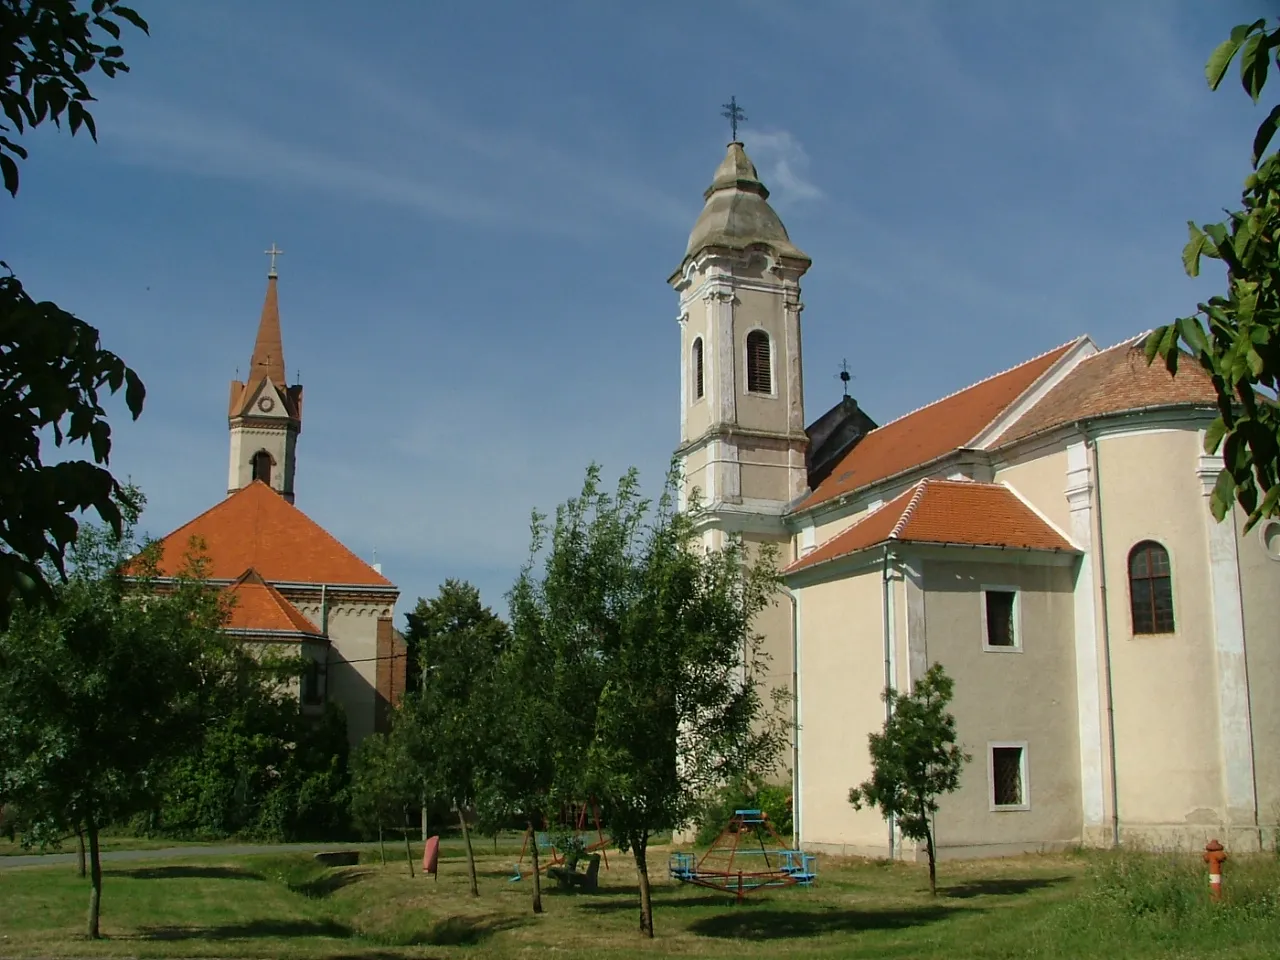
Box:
(1146, 18), (1280, 530)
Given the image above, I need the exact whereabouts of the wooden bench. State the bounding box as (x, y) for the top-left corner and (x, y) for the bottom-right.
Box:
(547, 853), (601, 892)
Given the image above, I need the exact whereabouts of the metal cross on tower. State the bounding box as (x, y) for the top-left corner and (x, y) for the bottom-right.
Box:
(837, 358), (853, 397)
(264, 243), (283, 277)
(721, 96), (746, 142)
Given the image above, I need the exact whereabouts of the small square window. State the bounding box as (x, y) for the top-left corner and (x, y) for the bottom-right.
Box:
(990, 745), (1028, 810)
(982, 587), (1019, 651)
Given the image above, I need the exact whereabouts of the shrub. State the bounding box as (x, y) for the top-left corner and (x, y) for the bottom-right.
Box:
(694, 779), (793, 847)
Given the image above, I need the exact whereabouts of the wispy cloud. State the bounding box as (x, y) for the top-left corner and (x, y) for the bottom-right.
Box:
(746, 130), (823, 203)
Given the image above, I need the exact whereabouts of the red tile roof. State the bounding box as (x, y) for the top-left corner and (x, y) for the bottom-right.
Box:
(222, 569), (323, 638)
(993, 339), (1219, 446)
(785, 480), (1076, 576)
(796, 339), (1081, 512)
(144, 481), (393, 587)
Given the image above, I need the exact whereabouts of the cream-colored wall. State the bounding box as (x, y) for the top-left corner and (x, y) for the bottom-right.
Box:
(290, 593), (393, 747)
(1237, 510), (1280, 830)
(682, 445), (710, 503)
(995, 444), (1072, 536)
(921, 558), (1082, 854)
(681, 300), (713, 443)
(1096, 429), (1224, 833)
(228, 422), (296, 496)
(795, 569), (897, 853)
(740, 441), (791, 502)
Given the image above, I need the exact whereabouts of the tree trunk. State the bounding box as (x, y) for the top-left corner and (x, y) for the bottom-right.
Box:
(85, 818), (102, 940)
(634, 834), (654, 938)
(459, 806), (479, 897)
(75, 826), (86, 879)
(925, 821), (937, 897)
(403, 827), (415, 878)
(421, 797), (428, 842)
(378, 823), (386, 865)
(528, 821), (543, 915)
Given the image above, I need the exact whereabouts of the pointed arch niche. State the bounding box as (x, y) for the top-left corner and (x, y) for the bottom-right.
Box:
(250, 450), (275, 486)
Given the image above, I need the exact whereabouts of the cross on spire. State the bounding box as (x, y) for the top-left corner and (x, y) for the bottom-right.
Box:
(264, 243), (283, 278)
(721, 96), (746, 142)
(837, 358), (853, 397)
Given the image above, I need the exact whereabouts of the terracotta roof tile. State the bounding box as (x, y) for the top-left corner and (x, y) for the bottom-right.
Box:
(786, 480), (1076, 576)
(796, 339), (1081, 512)
(994, 339), (1219, 446)
(143, 481), (393, 587)
(222, 569), (323, 637)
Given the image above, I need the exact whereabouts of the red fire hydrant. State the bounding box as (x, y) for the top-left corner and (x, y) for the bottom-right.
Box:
(1203, 839), (1227, 902)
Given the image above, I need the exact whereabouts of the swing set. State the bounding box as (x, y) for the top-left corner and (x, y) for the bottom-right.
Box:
(509, 800), (611, 882)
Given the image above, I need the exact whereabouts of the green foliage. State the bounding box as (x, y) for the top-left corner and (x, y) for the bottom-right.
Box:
(151, 695), (351, 844)
(694, 779), (792, 847)
(397, 579), (511, 894)
(849, 663), (970, 896)
(0, 0), (149, 195)
(349, 728), (417, 842)
(0, 499), (227, 936)
(0, 1), (150, 626)
(510, 460), (789, 936)
(1146, 18), (1280, 531)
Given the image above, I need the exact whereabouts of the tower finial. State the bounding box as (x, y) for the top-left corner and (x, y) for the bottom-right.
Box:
(837, 358), (853, 397)
(721, 95), (746, 143)
(264, 242), (283, 278)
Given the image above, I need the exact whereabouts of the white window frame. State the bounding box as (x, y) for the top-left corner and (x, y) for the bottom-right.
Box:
(987, 741), (1030, 812)
(743, 328), (775, 397)
(980, 584), (1022, 653)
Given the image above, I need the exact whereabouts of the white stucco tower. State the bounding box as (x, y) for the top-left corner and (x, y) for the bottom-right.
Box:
(671, 141), (811, 537)
(227, 259), (303, 503)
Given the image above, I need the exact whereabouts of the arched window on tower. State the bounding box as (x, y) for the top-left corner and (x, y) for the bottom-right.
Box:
(1128, 540), (1174, 634)
(251, 450), (273, 486)
(746, 330), (772, 394)
(692, 337), (704, 400)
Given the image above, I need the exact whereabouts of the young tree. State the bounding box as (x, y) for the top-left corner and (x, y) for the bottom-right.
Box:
(0, 1), (151, 624)
(350, 730), (417, 866)
(516, 463), (789, 938)
(848, 663), (971, 896)
(1147, 18), (1280, 530)
(0, 497), (228, 938)
(399, 580), (509, 897)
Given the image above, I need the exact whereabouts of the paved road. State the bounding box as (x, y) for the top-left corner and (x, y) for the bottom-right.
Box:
(0, 841), (385, 870)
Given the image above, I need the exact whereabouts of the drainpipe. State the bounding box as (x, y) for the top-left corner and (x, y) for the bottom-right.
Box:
(1088, 433), (1121, 848)
(781, 585), (801, 851)
(881, 545), (897, 859)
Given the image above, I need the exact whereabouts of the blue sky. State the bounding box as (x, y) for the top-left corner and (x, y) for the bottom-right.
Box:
(7, 0), (1274, 617)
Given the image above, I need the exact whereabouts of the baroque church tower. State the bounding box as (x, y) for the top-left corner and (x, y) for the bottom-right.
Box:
(227, 251), (303, 503)
(671, 140), (811, 538)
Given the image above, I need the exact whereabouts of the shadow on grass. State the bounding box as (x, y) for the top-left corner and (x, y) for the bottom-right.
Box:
(382, 914), (529, 947)
(136, 919), (353, 941)
(942, 876), (1072, 899)
(688, 905), (969, 940)
(287, 868), (372, 899)
(580, 889), (749, 912)
(108, 865), (262, 881)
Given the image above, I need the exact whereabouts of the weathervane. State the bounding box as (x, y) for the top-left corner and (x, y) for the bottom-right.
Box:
(264, 242), (283, 278)
(721, 96), (746, 142)
(837, 358), (853, 397)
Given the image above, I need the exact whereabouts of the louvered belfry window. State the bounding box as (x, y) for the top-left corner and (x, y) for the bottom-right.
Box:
(1129, 541), (1175, 634)
(746, 330), (771, 394)
(693, 337), (704, 400)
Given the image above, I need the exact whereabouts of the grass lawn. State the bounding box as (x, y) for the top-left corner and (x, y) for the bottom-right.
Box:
(1, 843), (1278, 959)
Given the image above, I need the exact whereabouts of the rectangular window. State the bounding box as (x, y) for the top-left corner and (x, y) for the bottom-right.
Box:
(981, 587), (1019, 651)
(301, 659), (324, 706)
(989, 744), (1028, 810)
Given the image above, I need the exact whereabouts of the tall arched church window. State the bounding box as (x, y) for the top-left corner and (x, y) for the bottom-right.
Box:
(692, 337), (704, 400)
(1128, 540), (1174, 634)
(251, 450), (273, 486)
(746, 330), (772, 394)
